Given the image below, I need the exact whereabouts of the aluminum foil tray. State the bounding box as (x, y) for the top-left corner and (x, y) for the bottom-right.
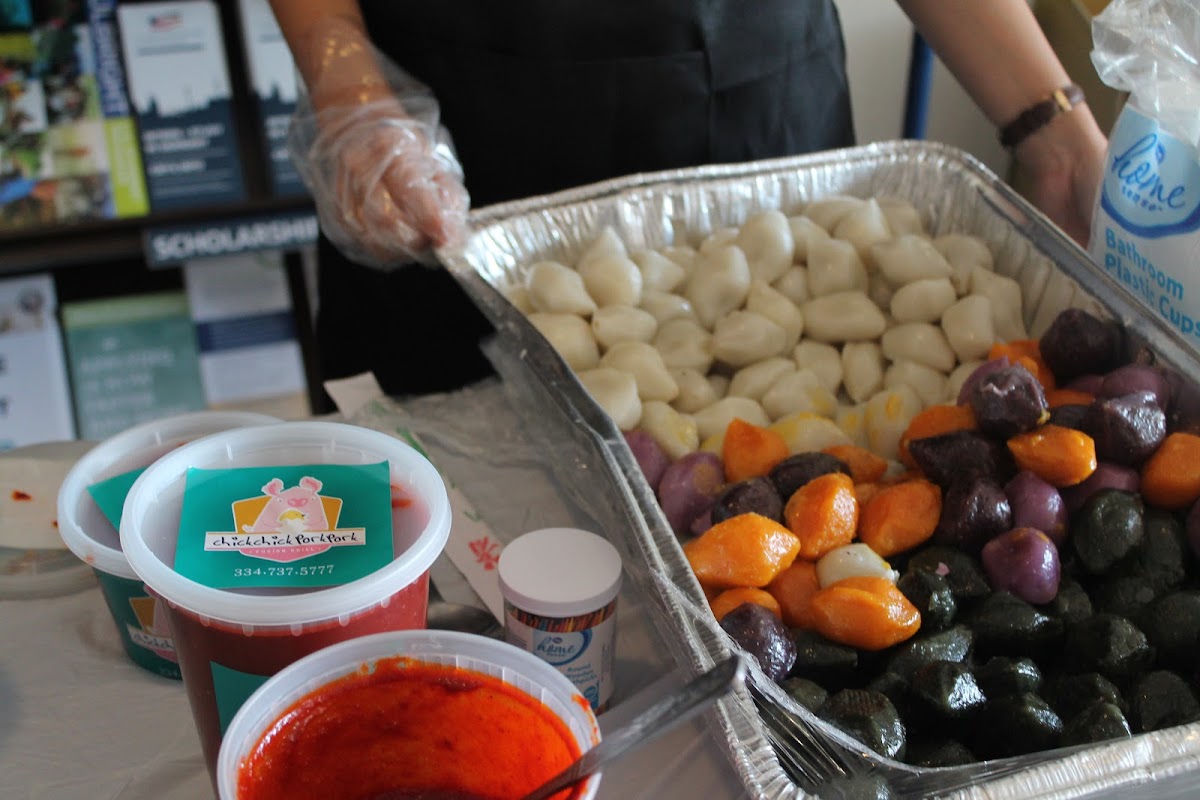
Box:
(439, 141), (1200, 799)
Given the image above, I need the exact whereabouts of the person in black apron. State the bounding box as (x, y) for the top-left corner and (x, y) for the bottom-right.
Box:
(269, 0), (1107, 405)
(275, 0), (853, 405)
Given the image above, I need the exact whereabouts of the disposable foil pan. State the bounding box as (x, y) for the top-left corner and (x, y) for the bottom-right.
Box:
(439, 141), (1200, 799)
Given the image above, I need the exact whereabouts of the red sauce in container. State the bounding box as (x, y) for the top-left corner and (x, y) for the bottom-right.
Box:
(237, 658), (584, 800)
(165, 571), (430, 778)
(119, 422), (455, 791)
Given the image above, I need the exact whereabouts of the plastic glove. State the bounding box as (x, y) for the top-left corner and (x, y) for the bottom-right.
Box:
(288, 21), (468, 269)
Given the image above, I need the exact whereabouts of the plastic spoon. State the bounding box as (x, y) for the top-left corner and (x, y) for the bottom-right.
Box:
(424, 578), (502, 638)
(520, 654), (749, 800)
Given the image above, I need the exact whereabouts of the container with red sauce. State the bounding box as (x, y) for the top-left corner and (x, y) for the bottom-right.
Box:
(56, 411), (280, 679)
(217, 629), (602, 800)
(119, 421), (451, 787)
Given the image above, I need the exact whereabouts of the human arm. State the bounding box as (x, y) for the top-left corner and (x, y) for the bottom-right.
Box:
(267, 0), (468, 266)
(267, 1), (386, 107)
(896, 0), (1107, 245)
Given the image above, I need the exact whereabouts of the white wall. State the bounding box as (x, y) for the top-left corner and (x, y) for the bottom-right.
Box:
(834, 0), (1011, 179)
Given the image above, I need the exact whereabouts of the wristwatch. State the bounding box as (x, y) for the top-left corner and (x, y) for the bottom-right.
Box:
(999, 83), (1086, 150)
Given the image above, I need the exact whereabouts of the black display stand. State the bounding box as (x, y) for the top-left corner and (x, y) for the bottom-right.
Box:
(0, 1), (325, 421)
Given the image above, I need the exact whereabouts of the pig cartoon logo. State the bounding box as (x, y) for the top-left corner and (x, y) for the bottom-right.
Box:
(127, 595), (178, 666)
(242, 477), (330, 533)
(205, 475), (366, 563)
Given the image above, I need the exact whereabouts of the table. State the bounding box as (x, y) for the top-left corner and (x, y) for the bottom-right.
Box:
(12, 580), (1200, 799)
(0, 378), (750, 800)
(0, 570), (748, 800)
(7, 376), (1200, 800)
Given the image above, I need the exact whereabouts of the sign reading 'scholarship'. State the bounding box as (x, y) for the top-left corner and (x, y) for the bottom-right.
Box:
(1090, 106), (1200, 350)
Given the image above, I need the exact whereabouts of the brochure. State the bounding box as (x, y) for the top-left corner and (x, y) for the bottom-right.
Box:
(0, 273), (75, 449)
(117, 0), (246, 210)
(0, 0), (149, 230)
(235, 0), (304, 197)
(62, 291), (207, 440)
(183, 252), (307, 409)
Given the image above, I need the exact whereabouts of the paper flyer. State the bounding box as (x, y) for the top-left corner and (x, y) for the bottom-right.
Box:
(235, 0), (304, 197)
(62, 291), (207, 440)
(0, 0), (149, 230)
(87, 0), (150, 218)
(323, 373), (506, 620)
(183, 252), (307, 408)
(0, 273), (75, 449)
(117, 0), (246, 210)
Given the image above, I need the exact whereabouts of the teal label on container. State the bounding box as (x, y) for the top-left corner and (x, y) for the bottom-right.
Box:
(174, 462), (393, 589)
(212, 661), (271, 735)
(86, 467), (147, 528)
(94, 570), (181, 680)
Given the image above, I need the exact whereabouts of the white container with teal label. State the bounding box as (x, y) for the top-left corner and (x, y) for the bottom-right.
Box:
(498, 527), (622, 713)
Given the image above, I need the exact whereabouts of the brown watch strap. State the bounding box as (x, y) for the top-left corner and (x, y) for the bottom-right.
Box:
(999, 83), (1086, 150)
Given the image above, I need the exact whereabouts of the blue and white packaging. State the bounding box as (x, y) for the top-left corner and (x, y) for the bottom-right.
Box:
(1087, 0), (1200, 347)
(117, 0), (246, 210)
(235, 0), (305, 197)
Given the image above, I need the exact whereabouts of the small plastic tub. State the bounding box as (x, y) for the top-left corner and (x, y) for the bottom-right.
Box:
(120, 421), (451, 785)
(57, 411), (280, 679)
(217, 630), (601, 800)
(499, 527), (623, 712)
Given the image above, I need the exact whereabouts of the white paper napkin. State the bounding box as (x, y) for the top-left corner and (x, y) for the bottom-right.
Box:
(324, 374), (505, 620)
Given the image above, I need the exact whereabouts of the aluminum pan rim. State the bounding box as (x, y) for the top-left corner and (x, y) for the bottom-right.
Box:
(440, 140), (1200, 799)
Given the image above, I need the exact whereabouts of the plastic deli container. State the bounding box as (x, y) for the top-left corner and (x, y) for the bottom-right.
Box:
(57, 411), (280, 679)
(119, 421), (451, 785)
(3, 441), (98, 601)
(216, 630), (602, 800)
(498, 527), (623, 712)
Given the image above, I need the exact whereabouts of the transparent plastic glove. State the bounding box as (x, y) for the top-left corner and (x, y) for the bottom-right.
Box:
(288, 23), (469, 269)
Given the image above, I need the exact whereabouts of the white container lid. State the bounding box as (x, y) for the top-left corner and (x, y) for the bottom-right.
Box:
(119, 420), (450, 629)
(0, 440), (97, 599)
(498, 528), (623, 619)
(57, 411), (281, 580)
(216, 629), (601, 800)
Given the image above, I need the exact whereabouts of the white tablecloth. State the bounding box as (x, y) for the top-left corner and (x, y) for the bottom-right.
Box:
(0, 378), (749, 800)
(0, 572), (747, 800)
(8, 375), (1200, 800)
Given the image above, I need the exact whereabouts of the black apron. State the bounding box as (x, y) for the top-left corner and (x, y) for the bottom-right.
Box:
(315, 0), (855, 405)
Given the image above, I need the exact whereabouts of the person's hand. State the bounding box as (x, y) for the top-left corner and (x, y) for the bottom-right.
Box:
(1014, 104), (1108, 248)
(287, 19), (469, 269)
(301, 97), (469, 267)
